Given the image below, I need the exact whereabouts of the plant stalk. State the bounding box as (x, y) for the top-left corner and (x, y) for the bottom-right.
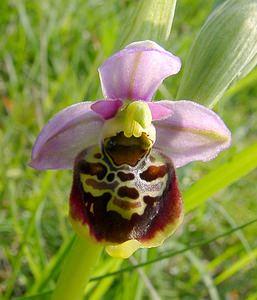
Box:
(51, 235), (102, 300)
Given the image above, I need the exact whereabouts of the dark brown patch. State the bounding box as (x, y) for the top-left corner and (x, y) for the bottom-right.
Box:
(118, 186), (139, 199)
(143, 195), (158, 205)
(94, 153), (102, 159)
(84, 191), (112, 203)
(117, 171), (135, 182)
(140, 172), (182, 243)
(107, 173), (115, 182)
(104, 132), (150, 167)
(140, 165), (167, 182)
(78, 161), (107, 180)
(113, 198), (141, 210)
(106, 144), (147, 167)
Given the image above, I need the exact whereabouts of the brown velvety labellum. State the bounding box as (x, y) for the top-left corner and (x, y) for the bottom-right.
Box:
(70, 143), (182, 244)
(104, 132), (151, 167)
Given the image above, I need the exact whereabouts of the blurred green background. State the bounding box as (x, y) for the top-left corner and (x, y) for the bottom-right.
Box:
(0, 0), (257, 299)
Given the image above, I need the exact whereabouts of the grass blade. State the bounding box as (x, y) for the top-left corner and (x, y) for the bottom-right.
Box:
(214, 248), (257, 285)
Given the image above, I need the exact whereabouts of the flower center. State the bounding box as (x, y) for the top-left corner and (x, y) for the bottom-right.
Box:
(102, 101), (156, 167)
(104, 132), (151, 167)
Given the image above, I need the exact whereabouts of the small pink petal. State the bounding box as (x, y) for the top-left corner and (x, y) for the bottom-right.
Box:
(99, 40), (181, 101)
(91, 99), (123, 120)
(154, 100), (231, 168)
(148, 102), (172, 120)
(30, 102), (104, 170)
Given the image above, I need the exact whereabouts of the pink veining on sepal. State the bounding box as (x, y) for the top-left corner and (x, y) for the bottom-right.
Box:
(30, 102), (103, 170)
(99, 41), (181, 101)
(154, 100), (231, 168)
(91, 99), (123, 120)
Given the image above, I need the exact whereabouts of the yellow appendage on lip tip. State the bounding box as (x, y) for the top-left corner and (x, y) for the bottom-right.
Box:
(70, 216), (140, 258)
(71, 216), (141, 259)
(105, 213), (184, 259)
(105, 240), (141, 258)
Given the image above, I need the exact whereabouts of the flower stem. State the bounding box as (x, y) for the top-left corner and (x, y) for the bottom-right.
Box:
(51, 234), (102, 300)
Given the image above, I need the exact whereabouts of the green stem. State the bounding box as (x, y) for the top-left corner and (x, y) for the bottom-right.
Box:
(51, 235), (103, 300)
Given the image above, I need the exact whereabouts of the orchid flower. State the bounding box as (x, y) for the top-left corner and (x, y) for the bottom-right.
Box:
(30, 41), (231, 259)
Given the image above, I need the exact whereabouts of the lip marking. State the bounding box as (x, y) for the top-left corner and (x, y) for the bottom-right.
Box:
(85, 178), (119, 190)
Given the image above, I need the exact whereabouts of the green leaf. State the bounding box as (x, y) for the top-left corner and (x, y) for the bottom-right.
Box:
(224, 67), (257, 98)
(86, 258), (123, 300)
(177, 0), (257, 107)
(214, 248), (257, 285)
(13, 291), (52, 300)
(120, 0), (177, 46)
(183, 142), (257, 212)
(28, 236), (75, 294)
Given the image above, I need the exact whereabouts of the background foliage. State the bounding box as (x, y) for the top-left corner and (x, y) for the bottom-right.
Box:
(0, 0), (257, 299)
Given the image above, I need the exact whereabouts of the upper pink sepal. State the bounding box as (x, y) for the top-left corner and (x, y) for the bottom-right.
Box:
(30, 102), (103, 170)
(91, 99), (123, 120)
(99, 40), (181, 101)
(154, 100), (231, 168)
(147, 102), (173, 120)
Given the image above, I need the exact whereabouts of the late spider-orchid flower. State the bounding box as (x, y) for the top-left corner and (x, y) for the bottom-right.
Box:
(30, 41), (231, 258)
